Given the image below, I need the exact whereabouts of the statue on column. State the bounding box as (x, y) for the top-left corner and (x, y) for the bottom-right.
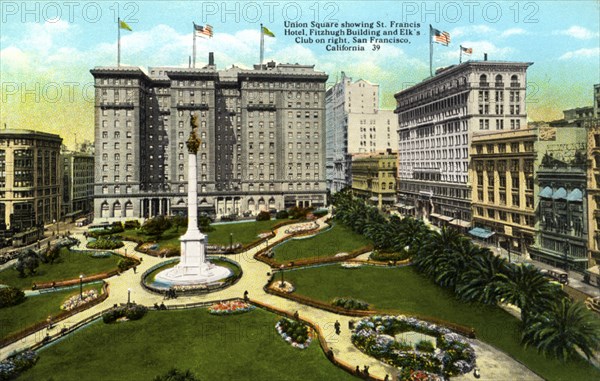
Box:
(187, 112), (201, 154)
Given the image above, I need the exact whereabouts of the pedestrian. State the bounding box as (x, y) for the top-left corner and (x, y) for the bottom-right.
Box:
(355, 366), (360, 375)
(363, 365), (369, 376)
(384, 375), (389, 381)
(243, 290), (249, 301)
(334, 320), (341, 335)
(293, 311), (299, 320)
(133, 266), (137, 274)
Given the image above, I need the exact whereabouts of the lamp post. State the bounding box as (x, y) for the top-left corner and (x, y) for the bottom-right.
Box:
(127, 288), (131, 307)
(563, 242), (569, 272)
(229, 233), (233, 249)
(79, 274), (83, 300)
(507, 239), (512, 264)
(279, 264), (285, 287)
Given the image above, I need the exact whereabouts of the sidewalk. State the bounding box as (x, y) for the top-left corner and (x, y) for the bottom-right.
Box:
(0, 216), (544, 380)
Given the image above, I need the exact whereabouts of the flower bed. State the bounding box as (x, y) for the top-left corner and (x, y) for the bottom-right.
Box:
(351, 315), (476, 379)
(208, 300), (255, 315)
(332, 297), (369, 310)
(61, 289), (99, 311)
(341, 262), (362, 269)
(0, 350), (38, 380)
(284, 221), (318, 235)
(275, 318), (312, 349)
(102, 304), (147, 323)
(90, 251), (112, 258)
(268, 280), (295, 294)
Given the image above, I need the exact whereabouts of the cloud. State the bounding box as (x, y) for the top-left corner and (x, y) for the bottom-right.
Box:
(554, 25), (599, 40)
(559, 47), (600, 60)
(450, 25), (494, 39)
(500, 28), (526, 38)
(441, 41), (514, 60)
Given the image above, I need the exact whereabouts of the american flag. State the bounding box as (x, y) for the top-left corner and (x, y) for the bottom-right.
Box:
(432, 27), (450, 46)
(194, 23), (213, 38)
(461, 46), (473, 54)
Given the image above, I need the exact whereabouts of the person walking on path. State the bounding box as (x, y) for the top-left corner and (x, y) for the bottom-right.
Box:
(334, 320), (341, 335)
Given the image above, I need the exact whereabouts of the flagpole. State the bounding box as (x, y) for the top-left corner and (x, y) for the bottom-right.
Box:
(429, 25), (433, 77)
(459, 45), (462, 64)
(117, 17), (121, 67)
(192, 23), (196, 68)
(260, 23), (264, 67)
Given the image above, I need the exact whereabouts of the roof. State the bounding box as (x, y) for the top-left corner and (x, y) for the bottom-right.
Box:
(469, 227), (495, 239)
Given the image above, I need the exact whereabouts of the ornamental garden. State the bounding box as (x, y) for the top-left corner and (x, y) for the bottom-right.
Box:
(1, 200), (599, 381)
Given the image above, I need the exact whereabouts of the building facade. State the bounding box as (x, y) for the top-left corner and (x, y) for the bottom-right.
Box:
(326, 72), (397, 193)
(470, 128), (537, 255)
(529, 126), (588, 272)
(0, 129), (62, 231)
(62, 150), (95, 219)
(394, 60), (531, 227)
(351, 151), (397, 209)
(91, 57), (328, 221)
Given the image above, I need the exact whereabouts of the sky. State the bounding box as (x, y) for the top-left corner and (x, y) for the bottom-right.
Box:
(1, 0), (599, 149)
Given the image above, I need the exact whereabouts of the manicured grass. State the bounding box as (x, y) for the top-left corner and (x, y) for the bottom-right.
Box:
(18, 308), (355, 381)
(0, 249), (120, 289)
(273, 223), (370, 263)
(0, 283), (103, 340)
(117, 219), (283, 250)
(284, 265), (600, 381)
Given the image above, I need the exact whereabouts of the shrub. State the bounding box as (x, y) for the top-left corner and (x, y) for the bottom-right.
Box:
(312, 209), (328, 218)
(275, 210), (289, 219)
(88, 237), (124, 250)
(141, 216), (172, 239)
(117, 257), (137, 272)
(256, 211), (271, 221)
(125, 304), (148, 320)
(332, 297), (369, 310)
(415, 340), (435, 353)
(102, 304), (147, 323)
(124, 220), (141, 230)
(288, 206), (309, 220)
(153, 368), (200, 381)
(370, 250), (411, 262)
(276, 318), (310, 345)
(0, 287), (26, 308)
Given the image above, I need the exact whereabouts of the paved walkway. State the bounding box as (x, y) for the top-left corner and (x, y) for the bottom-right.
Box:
(0, 217), (544, 380)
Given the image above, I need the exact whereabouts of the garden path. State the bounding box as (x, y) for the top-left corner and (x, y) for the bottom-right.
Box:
(1, 216), (542, 380)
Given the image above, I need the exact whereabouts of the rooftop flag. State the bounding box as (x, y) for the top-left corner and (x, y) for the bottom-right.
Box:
(119, 19), (133, 31)
(262, 26), (275, 38)
(194, 23), (213, 38)
(461, 46), (473, 54)
(432, 27), (450, 46)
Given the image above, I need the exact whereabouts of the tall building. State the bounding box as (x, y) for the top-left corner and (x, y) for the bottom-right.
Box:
(62, 150), (95, 219)
(90, 56), (328, 221)
(351, 150), (397, 209)
(470, 128), (537, 255)
(394, 60), (532, 227)
(529, 126), (588, 272)
(0, 129), (62, 231)
(586, 85), (600, 269)
(325, 72), (397, 193)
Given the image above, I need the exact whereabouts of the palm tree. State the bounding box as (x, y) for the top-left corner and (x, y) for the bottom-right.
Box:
(493, 264), (566, 323)
(456, 251), (508, 304)
(522, 298), (600, 361)
(433, 239), (483, 291)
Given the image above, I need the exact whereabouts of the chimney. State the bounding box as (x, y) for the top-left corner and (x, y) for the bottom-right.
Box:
(484, 53), (488, 61)
(208, 52), (214, 66)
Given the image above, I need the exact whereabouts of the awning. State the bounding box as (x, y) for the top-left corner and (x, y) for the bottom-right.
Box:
(382, 197), (396, 202)
(539, 186), (553, 198)
(450, 219), (471, 228)
(370, 196), (379, 202)
(552, 187), (567, 200)
(429, 213), (441, 218)
(395, 203), (405, 208)
(469, 227), (495, 239)
(567, 188), (583, 202)
(403, 205), (415, 211)
(437, 215), (454, 222)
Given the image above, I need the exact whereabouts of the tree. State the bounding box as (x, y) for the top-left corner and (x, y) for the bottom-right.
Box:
(522, 298), (600, 361)
(44, 245), (61, 264)
(153, 368), (200, 381)
(456, 251), (507, 304)
(14, 249), (40, 278)
(171, 215), (187, 233)
(256, 211), (271, 221)
(141, 216), (172, 239)
(493, 264), (566, 323)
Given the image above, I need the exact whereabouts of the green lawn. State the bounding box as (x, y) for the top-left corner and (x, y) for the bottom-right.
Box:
(117, 219), (283, 250)
(18, 308), (355, 381)
(273, 223), (370, 263)
(0, 283), (103, 341)
(0, 249), (120, 289)
(283, 265), (600, 381)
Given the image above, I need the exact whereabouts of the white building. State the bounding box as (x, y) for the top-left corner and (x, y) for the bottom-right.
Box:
(394, 60), (531, 227)
(325, 72), (398, 193)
